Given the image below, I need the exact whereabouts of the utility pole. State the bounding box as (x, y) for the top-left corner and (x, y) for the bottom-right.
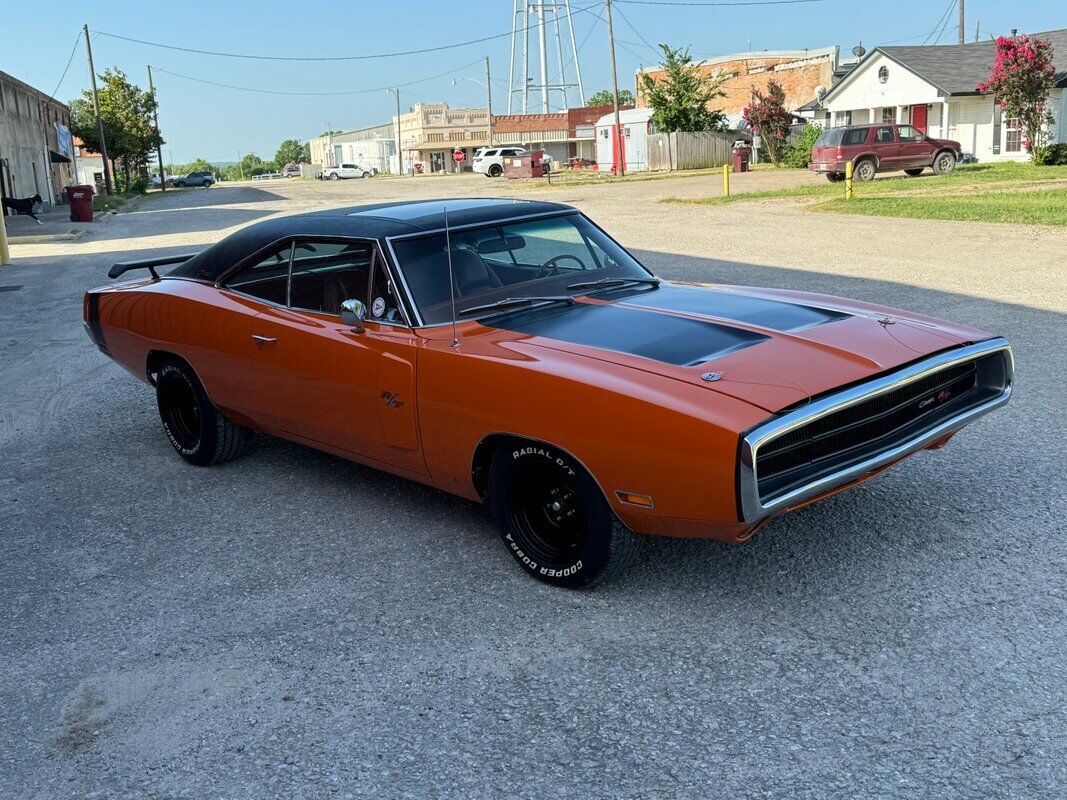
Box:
(485, 57), (494, 146)
(393, 89), (404, 176)
(975, 21), (980, 43)
(146, 65), (166, 191)
(237, 151), (244, 181)
(605, 0), (624, 175)
(83, 24), (113, 195)
(537, 0), (549, 112)
(958, 0), (965, 46)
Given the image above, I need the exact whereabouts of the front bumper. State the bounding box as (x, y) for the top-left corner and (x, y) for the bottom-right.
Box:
(737, 338), (1014, 524)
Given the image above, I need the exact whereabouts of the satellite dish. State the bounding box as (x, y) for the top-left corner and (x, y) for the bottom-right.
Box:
(815, 85), (827, 99)
(852, 43), (867, 58)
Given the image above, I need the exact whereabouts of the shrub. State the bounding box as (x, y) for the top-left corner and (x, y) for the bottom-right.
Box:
(1032, 143), (1067, 165)
(781, 123), (822, 168)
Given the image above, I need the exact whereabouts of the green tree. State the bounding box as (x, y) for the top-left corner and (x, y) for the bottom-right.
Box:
(175, 158), (215, 176)
(587, 88), (635, 107)
(781, 122), (821, 168)
(318, 129), (344, 137)
(639, 45), (726, 132)
(69, 68), (163, 192)
(274, 139), (310, 167)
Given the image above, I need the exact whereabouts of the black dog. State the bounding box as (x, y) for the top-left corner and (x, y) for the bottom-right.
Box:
(2, 194), (44, 224)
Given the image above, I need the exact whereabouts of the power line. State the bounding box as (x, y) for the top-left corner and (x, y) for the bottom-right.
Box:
(932, 0), (958, 44)
(49, 32), (83, 101)
(614, 0), (823, 6)
(92, 6), (598, 63)
(613, 4), (661, 55)
(154, 59), (485, 97)
(921, 0), (957, 46)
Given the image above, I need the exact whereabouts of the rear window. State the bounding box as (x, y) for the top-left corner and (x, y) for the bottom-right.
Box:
(814, 129), (844, 147)
(843, 128), (870, 146)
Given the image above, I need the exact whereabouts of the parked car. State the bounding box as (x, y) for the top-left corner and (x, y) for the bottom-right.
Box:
(321, 163), (371, 180)
(172, 170), (215, 188)
(86, 199), (1012, 588)
(472, 147), (527, 177)
(150, 173), (172, 188)
(809, 124), (962, 182)
(281, 164), (302, 178)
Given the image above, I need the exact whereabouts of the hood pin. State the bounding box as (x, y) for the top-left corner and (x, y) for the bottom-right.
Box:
(701, 371), (726, 382)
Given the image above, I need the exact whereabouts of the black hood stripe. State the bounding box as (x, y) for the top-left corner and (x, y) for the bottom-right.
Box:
(482, 301), (769, 367)
(603, 283), (850, 332)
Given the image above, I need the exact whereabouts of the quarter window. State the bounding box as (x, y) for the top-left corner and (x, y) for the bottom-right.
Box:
(226, 243), (293, 305)
(843, 127), (869, 146)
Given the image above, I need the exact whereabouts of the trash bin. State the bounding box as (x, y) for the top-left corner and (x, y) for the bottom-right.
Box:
(65, 185), (94, 222)
(732, 145), (751, 173)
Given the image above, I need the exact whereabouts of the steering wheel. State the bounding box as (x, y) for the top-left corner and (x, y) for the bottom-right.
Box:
(533, 254), (586, 279)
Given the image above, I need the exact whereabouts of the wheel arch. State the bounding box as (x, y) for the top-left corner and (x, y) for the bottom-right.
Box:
(853, 152), (879, 169)
(470, 432), (610, 506)
(146, 349), (200, 388)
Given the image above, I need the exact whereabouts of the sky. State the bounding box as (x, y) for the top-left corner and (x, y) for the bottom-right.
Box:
(3, 0), (1063, 164)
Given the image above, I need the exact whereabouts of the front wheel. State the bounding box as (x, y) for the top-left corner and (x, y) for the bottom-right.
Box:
(156, 359), (253, 466)
(202, 180), (211, 187)
(932, 151), (957, 175)
(362, 171), (371, 178)
(488, 441), (639, 588)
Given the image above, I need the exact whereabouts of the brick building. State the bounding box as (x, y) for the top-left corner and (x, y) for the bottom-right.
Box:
(491, 105), (627, 163)
(636, 47), (842, 127)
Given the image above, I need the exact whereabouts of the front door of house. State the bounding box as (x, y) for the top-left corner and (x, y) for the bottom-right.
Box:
(911, 104), (928, 133)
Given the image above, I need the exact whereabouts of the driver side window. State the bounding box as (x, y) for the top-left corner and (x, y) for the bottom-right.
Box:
(288, 240), (375, 314)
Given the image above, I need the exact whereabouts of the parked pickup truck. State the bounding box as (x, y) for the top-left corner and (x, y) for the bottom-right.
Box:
(809, 124), (962, 182)
(321, 163), (371, 180)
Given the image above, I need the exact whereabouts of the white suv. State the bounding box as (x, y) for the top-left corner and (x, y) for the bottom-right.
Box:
(472, 147), (526, 178)
(321, 163), (370, 180)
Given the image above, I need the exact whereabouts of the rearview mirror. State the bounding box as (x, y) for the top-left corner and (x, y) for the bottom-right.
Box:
(340, 298), (367, 331)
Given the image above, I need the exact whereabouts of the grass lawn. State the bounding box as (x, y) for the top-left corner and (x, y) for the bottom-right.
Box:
(665, 162), (1067, 226)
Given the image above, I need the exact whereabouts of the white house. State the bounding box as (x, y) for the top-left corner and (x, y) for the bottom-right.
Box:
(809, 29), (1067, 161)
(594, 107), (655, 173)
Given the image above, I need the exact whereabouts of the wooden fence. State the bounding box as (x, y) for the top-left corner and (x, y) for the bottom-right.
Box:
(646, 131), (736, 171)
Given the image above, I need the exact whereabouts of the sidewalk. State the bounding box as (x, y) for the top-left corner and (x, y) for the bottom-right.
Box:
(3, 205), (92, 243)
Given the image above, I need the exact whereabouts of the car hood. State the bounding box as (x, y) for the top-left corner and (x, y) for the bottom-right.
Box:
(475, 282), (991, 413)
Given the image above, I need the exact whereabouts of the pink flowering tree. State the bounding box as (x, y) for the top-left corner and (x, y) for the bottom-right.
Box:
(978, 34), (1056, 154)
(743, 81), (792, 164)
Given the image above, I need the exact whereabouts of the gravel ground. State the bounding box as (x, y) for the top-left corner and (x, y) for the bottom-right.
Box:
(1, 177), (1065, 799)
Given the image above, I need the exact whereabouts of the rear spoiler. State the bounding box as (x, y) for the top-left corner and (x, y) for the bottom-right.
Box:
(108, 253), (200, 280)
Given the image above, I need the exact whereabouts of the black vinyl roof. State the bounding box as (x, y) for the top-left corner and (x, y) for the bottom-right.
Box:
(168, 198), (573, 282)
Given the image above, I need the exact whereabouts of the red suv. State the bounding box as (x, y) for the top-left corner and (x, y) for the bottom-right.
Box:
(809, 124), (962, 182)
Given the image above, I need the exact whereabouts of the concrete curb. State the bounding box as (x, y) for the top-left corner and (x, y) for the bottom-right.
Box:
(8, 228), (89, 244)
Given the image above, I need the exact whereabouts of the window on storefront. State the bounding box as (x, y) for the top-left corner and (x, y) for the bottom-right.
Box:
(1004, 115), (1022, 152)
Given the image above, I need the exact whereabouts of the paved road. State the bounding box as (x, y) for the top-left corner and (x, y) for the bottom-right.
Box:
(1, 181), (1064, 799)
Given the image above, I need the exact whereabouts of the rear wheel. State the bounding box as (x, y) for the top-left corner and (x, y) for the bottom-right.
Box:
(155, 359), (253, 466)
(904, 168), (925, 177)
(362, 171), (371, 178)
(932, 151), (957, 175)
(488, 164), (503, 178)
(488, 441), (639, 588)
(329, 173), (340, 181)
(825, 172), (844, 183)
(854, 158), (877, 182)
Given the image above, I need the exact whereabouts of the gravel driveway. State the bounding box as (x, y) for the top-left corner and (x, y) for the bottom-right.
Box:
(1, 178), (1064, 799)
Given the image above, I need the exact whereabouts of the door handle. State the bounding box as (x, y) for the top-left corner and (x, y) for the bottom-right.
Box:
(251, 334), (277, 343)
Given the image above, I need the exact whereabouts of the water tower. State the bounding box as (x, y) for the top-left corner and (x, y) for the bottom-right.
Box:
(508, 0), (587, 113)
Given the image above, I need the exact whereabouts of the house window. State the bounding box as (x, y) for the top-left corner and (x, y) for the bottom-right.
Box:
(882, 107), (896, 124)
(1004, 115), (1022, 152)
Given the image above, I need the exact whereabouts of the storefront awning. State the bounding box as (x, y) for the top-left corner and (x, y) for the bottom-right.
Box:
(49, 150), (71, 164)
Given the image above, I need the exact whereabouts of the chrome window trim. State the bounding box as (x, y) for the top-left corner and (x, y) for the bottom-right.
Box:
(218, 235), (413, 328)
(738, 337), (1014, 524)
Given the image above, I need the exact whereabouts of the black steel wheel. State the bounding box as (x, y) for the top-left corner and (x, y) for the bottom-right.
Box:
(155, 358), (253, 466)
(489, 440), (638, 588)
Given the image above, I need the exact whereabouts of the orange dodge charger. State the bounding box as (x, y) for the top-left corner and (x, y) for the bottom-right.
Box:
(84, 199), (1013, 587)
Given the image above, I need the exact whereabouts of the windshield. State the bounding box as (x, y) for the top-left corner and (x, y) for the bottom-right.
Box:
(390, 213), (653, 324)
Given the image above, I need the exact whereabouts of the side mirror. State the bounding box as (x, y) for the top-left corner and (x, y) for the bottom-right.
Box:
(340, 298), (367, 331)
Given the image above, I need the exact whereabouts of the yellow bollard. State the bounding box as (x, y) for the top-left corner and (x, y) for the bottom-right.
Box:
(0, 209), (10, 266)
(722, 163), (730, 198)
(845, 160), (853, 201)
